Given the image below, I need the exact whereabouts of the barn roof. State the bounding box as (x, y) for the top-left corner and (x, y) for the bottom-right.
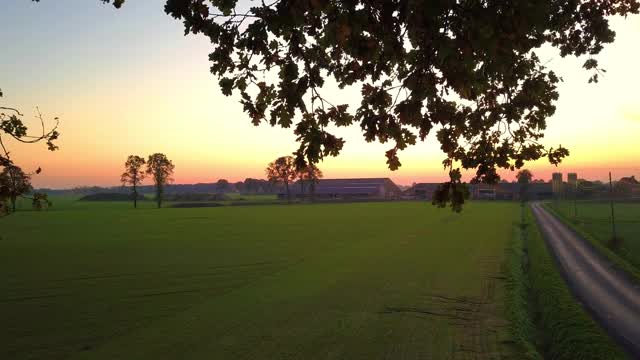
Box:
(470, 182), (552, 193)
(619, 176), (640, 184)
(287, 178), (401, 195)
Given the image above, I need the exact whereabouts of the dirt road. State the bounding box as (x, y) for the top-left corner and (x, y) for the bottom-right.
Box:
(531, 203), (640, 357)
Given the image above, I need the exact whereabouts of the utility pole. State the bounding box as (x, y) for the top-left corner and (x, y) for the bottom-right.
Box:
(609, 172), (617, 241)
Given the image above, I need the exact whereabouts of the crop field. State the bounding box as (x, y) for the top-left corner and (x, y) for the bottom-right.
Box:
(550, 200), (640, 267)
(2, 201), (521, 359)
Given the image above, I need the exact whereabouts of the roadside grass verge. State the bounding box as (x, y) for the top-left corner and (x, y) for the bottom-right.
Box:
(503, 222), (540, 359)
(525, 208), (627, 359)
(543, 203), (640, 283)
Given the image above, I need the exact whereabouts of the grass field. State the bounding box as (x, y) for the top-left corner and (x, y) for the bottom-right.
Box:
(2, 201), (522, 359)
(11, 193), (280, 211)
(549, 200), (640, 268)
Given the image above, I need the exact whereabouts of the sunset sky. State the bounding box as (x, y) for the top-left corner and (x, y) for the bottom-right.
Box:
(2, 0), (639, 188)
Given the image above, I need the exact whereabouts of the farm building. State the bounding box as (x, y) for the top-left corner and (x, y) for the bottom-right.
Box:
(469, 182), (553, 201)
(616, 176), (640, 198)
(404, 183), (441, 200)
(282, 178), (403, 200)
(404, 182), (553, 201)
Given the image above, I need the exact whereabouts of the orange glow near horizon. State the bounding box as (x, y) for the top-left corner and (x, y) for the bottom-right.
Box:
(3, 2), (639, 189)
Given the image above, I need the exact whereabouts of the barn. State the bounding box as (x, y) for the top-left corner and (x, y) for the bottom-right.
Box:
(282, 178), (402, 200)
(404, 183), (441, 200)
(469, 183), (553, 201)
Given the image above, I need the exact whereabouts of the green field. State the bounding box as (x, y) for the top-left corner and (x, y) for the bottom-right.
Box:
(11, 193), (280, 211)
(550, 200), (640, 268)
(2, 201), (522, 359)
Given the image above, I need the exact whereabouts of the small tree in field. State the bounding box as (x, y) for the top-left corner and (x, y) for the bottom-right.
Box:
(121, 155), (146, 208)
(266, 156), (297, 203)
(0, 165), (32, 212)
(146, 153), (174, 209)
(298, 164), (323, 202)
(516, 170), (533, 197)
(516, 169), (533, 224)
(32, 193), (51, 211)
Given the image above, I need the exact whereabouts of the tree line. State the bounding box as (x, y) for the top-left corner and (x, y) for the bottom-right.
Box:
(266, 156), (322, 203)
(119, 154), (324, 208)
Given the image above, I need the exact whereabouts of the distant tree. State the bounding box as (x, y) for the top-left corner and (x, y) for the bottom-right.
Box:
(121, 155), (146, 208)
(0, 165), (33, 212)
(234, 181), (245, 193)
(146, 153), (175, 208)
(516, 169), (533, 223)
(32, 193), (51, 211)
(297, 163), (323, 201)
(216, 179), (230, 193)
(516, 170), (533, 182)
(517, 169), (533, 200)
(266, 156), (297, 203)
(265, 179), (279, 193)
(243, 178), (259, 193)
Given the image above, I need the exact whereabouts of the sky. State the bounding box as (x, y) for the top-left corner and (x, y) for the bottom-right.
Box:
(1, 0), (639, 188)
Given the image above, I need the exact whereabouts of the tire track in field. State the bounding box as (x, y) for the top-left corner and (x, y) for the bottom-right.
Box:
(381, 254), (513, 359)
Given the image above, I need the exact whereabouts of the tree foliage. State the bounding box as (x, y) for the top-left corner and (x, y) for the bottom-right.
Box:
(32, 193), (52, 211)
(0, 89), (60, 169)
(216, 178), (231, 193)
(146, 153), (175, 208)
(297, 163), (323, 200)
(516, 169), (534, 185)
(516, 169), (533, 205)
(266, 156), (297, 202)
(54, 0), (640, 210)
(431, 168), (469, 213)
(121, 155), (146, 208)
(0, 165), (33, 212)
(243, 177), (277, 193)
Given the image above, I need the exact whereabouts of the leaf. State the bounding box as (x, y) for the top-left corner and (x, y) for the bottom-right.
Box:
(219, 77), (235, 96)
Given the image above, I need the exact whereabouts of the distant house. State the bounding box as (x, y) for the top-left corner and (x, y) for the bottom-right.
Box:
(616, 176), (640, 198)
(619, 176), (639, 184)
(281, 178), (402, 200)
